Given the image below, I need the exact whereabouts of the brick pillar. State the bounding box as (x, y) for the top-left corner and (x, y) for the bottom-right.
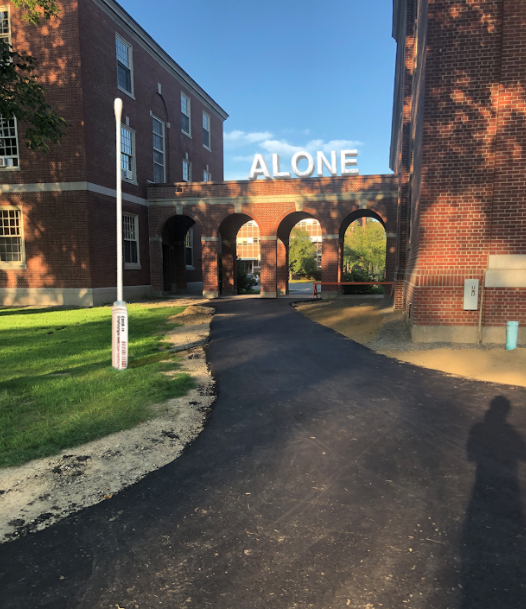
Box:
(260, 237), (277, 298)
(150, 237), (164, 296)
(321, 236), (339, 299)
(202, 237), (219, 298)
(221, 238), (237, 296)
(277, 238), (288, 296)
(385, 231), (397, 300)
(173, 240), (187, 294)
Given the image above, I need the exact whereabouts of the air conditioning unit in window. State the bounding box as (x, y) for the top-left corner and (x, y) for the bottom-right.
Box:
(0, 157), (13, 167)
(124, 170), (133, 180)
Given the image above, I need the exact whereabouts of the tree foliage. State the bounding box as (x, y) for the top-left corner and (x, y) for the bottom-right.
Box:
(344, 219), (386, 279)
(289, 227), (317, 277)
(0, 0), (66, 153)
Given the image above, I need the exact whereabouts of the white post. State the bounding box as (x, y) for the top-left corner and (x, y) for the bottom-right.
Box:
(112, 98), (128, 370)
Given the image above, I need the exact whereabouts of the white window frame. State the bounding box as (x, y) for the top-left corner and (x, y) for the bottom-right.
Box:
(123, 212), (140, 270)
(115, 34), (134, 99)
(202, 111), (211, 151)
(181, 92), (191, 137)
(0, 115), (20, 171)
(182, 158), (192, 182)
(152, 115), (166, 183)
(0, 205), (26, 269)
(185, 227), (194, 269)
(0, 5), (11, 47)
(121, 124), (136, 184)
(203, 169), (212, 182)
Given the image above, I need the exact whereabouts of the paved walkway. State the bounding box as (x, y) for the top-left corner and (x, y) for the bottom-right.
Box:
(2, 299), (526, 609)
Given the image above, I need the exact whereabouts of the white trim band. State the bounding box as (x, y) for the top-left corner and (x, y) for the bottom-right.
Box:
(0, 181), (148, 206)
(148, 191), (395, 207)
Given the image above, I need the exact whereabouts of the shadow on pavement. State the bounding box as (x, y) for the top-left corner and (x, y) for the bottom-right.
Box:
(461, 396), (526, 608)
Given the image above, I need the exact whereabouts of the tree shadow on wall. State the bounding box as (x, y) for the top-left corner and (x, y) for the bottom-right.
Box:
(461, 396), (526, 608)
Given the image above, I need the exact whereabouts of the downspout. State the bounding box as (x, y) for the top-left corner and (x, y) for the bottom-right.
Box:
(479, 1), (505, 344)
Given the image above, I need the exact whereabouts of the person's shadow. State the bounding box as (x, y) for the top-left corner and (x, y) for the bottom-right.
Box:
(461, 396), (526, 608)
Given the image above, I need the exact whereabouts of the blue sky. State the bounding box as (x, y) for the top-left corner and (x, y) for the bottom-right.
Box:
(121, 0), (397, 180)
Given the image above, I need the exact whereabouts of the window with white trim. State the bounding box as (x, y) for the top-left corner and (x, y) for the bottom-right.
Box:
(202, 112), (211, 150)
(181, 93), (191, 136)
(0, 207), (24, 264)
(182, 158), (191, 182)
(123, 213), (139, 267)
(185, 227), (194, 268)
(116, 35), (133, 96)
(0, 116), (19, 168)
(203, 169), (211, 182)
(121, 124), (135, 181)
(152, 116), (165, 183)
(0, 6), (11, 46)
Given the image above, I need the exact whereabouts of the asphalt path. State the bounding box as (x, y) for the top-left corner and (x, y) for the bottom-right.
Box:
(2, 299), (526, 608)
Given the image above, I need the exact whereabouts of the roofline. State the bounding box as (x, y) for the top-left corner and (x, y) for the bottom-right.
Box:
(92, 0), (229, 121)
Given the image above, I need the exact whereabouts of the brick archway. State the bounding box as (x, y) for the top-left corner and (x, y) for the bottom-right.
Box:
(147, 175), (398, 299)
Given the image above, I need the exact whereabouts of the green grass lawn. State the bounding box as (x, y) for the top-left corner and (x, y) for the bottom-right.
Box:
(0, 304), (194, 467)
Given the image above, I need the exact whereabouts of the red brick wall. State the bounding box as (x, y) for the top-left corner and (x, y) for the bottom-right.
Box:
(86, 193), (150, 289)
(0, 192), (91, 289)
(393, 0), (526, 333)
(1, 0), (86, 185)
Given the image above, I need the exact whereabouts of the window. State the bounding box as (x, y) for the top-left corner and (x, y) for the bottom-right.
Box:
(181, 93), (191, 136)
(116, 35), (133, 96)
(185, 227), (194, 268)
(202, 112), (210, 150)
(0, 6), (10, 45)
(152, 116), (165, 183)
(182, 158), (191, 182)
(0, 116), (19, 168)
(203, 169), (211, 182)
(121, 124), (135, 181)
(0, 208), (24, 264)
(123, 213), (139, 267)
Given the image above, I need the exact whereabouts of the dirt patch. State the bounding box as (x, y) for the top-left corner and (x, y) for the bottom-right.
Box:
(295, 298), (526, 388)
(0, 302), (215, 544)
(297, 300), (385, 344)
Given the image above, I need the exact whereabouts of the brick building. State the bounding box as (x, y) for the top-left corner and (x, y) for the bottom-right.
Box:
(391, 0), (526, 343)
(236, 218), (324, 275)
(0, 0), (227, 306)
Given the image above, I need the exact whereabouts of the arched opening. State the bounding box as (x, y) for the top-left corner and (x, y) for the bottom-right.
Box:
(161, 215), (202, 295)
(218, 213), (260, 295)
(276, 212), (321, 296)
(339, 209), (388, 294)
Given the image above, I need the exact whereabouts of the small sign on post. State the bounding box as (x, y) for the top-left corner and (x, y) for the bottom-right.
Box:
(112, 97), (128, 370)
(112, 303), (128, 369)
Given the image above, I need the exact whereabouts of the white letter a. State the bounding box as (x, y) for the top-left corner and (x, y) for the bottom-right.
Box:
(249, 154), (272, 180)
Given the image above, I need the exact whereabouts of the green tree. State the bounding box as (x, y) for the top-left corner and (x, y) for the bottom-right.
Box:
(0, 0), (66, 153)
(344, 219), (386, 278)
(289, 227), (317, 277)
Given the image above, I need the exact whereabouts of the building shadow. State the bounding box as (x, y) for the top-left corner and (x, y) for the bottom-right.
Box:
(461, 396), (526, 608)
